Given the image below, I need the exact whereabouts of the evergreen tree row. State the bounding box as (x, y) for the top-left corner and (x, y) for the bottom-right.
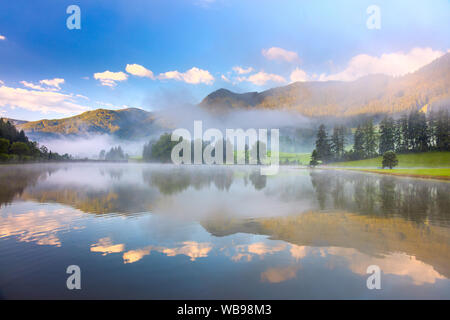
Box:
(311, 109), (449, 164)
(0, 118), (71, 162)
(99, 146), (129, 161)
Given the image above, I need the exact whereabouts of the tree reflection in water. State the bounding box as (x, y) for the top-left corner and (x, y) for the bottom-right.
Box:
(309, 170), (449, 225)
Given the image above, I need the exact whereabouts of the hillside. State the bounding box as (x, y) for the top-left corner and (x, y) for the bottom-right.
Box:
(200, 53), (450, 117)
(17, 108), (167, 140)
(1, 118), (28, 126)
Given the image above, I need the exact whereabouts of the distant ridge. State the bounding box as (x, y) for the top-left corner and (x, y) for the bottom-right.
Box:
(200, 53), (450, 117)
(17, 108), (166, 140)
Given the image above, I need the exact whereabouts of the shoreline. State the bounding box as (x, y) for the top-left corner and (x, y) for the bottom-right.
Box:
(332, 167), (450, 181)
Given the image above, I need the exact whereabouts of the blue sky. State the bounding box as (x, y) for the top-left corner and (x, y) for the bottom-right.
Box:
(0, 0), (449, 120)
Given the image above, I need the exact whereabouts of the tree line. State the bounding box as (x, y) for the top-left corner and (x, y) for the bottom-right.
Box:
(142, 133), (268, 164)
(311, 109), (449, 164)
(0, 118), (71, 162)
(99, 146), (129, 161)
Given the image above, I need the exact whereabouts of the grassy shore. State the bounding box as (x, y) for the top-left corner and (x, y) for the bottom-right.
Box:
(332, 152), (450, 168)
(329, 152), (450, 180)
(279, 152), (311, 164)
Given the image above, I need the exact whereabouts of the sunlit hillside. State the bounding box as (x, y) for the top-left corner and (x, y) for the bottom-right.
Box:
(200, 53), (450, 117)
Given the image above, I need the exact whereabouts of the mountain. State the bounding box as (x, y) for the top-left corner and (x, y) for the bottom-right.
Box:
(200, 53), (450, 117)
(17, 108), (168, 140)
(1, 118), (28, 126)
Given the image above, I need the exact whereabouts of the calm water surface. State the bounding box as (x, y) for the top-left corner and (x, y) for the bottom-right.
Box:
(0, 163), (449, 299)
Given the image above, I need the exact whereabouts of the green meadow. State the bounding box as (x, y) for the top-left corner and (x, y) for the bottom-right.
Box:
(279, 152), (311, 164)
(328, 152), (450, 180)
(332, 152), (450, 168)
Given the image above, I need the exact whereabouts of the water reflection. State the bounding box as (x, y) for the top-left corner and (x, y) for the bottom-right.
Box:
(0, 165), (52, 206)
(310, 170), (449, 225)
(0, 163), (449, 299)
(203, 211), (450, 278)
(122, 241), (212, 264)
(143, 167), (235, 195)
(0, 204), (85, 247)
(90, 237), (125, 255)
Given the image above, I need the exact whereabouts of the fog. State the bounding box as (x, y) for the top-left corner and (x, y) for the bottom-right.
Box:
(40, 111), (316, 158)
(151, 90), (314, 131)
(39, 134), (152, 159)
(36, 87), (330, 158)
(37, 100), (321, 158)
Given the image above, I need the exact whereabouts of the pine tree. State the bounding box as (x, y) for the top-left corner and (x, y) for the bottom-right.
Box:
(353, 125), (364, 159)
(416, 111), (429, 152)
(315, 124), (332, 163)
(428, 110), (437, 149)
(331, 127), (339, 161)
(331, 126), (346, 161)
(435, 109), (449, 151)
(379, 116), (395, 154)
(363, 119), (378, 158)
(310, 149), (319, 167)
(18, 130), (28, 143)
(407, 111), (419, 151)
(397, 114), (409, 153)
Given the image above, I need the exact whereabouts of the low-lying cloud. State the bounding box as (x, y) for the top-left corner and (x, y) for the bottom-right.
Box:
(39, 134), (151, 159)
(319, 47), (446, 81)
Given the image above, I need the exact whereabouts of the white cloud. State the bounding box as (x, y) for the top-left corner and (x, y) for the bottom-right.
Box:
(21, 81), (46, 91)
(0, 35), (5, 41)
(221, 74), (230, 82)
(125, 64), (154, 79)
(75, 94), (89, 100)
(158, 67), (214, 85)
(246, 71), (286, 86)
(20, 78), (65, 91)
(290, 67), (308, 83)
(319, 47), (446, 81)
(96, 66), (214, 86)
(40, 78), (65, 90)
(232, 66), (254, 74)
(0, 80), (3, 85)
(262, 47), (299, 63)
(94, 70), (128, 87)
(0, 85), (90, 115)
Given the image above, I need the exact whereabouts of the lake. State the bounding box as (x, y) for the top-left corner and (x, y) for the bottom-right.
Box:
(0, 163), (449, 299)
